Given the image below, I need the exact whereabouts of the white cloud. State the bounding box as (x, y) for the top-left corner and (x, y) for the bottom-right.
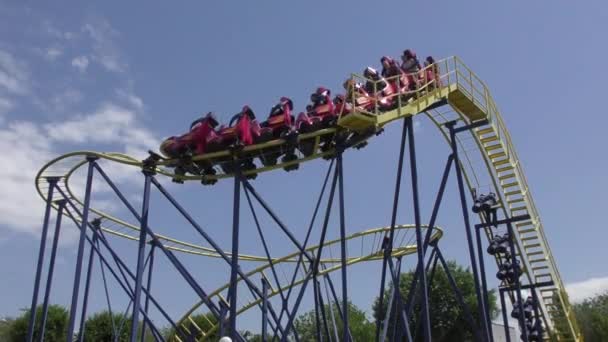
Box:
(44, 103), (158, 154)
(566, 276), (608, 303)
(0, 101), (159, 239)
(71, 55), (89, 73)
(50, 88), (83, 112)
(83, 18), (126, 72)
(45, 47), (63, 61)
(116, 88), (143, 110)
(0, 121), (55, 233)
(0, 97), (13, 120)
(0, 49), (29, 95)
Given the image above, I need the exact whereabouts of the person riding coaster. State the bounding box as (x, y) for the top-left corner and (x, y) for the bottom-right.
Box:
(159, 112), (220, 159)
(381, 56), (417, 99)
(256, 97), (299, 171)
(363, 67), (398, 111)
(206, 106), (260, 177)
(401, 49), (422, 91)
(422, 56), (441, 90)
(342, 79), (376, 113)
(295, 87), (338, 157)
(158, 112), (220, 182)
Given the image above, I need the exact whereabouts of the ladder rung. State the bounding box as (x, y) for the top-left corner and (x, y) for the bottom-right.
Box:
(510, 206), (528, 212)
(499, 173), (516, 181)
(533, 265), (550, 271)
(527, 250), (545, 256)
(496, 165), (514, 173)
(516, 220), (533, 227)
(502, 181), (519, 189)
(525, 242), (541, 249)
(529, 257), (547, 263)
(505, 189), (522, 196)
(481, 135), (498, 144)
(518, 227), (536, 234)
(489, 151), (506, 159)
(485, 144), (502, 152)
(521, 235), (538, 242)
(536, 274), (552, 280)
(493, 158), (511, 167)
(508, 197), (525, 204)
(477, 127), (494, 136)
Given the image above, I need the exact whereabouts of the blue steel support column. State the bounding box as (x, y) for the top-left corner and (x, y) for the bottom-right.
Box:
(475, 225), (495, 342)
(229, 166), (241, 339)
(219, 300), (228, 338)
(506, 222), (528, 342)
(27, 176), (58, 342)
(499, 290), (512, 342)
(316, 278), (331, 341)
(313, 276), (323, 342)
(405, 155), (453, 317)
(375, 118), (407, 342)
(38, 199), (65, 341)
(406, 116), (431, 342)
(280, 165), (340, 341)
(66, 157), (97, 341)
(77, 218), (102, 342)
(262, 278), (268, 342)
(140, 244), (156, 342)
(130, 170), (153, 342)
(447, 122), (491, 341)
(336, 152), (350, 342)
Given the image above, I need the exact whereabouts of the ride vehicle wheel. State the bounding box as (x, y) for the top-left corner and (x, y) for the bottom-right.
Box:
(298, 141), (316, 157)
(282, 153), (299, 172)
(259, 153), (278, 167)
(243, 159), (257, 180)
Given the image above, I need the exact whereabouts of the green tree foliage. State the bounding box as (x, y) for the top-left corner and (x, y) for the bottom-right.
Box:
(8, 304), (69, 342)
(82, 310), (156, 341)
(294, 301), (375, 341)
(373, 260), (497, 341)
(572, 291), (608, 341)
(83, 310), (132, 341)
(0, 317), (15, 341)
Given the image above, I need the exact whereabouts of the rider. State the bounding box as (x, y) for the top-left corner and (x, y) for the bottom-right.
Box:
(401, 49), (421, 90)
(159, 112), (219, 158)
(189, 112), (220, 155)
(231, 105), (258, 146)
(363, 67), (387, 95)
(381, 56), (403, 79)
(423, 56), (441, 88)
(310, 87), (335, 116)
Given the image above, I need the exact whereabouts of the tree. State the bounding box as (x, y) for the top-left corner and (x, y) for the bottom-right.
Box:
(294, 301), (375, 341)
(373, 260), (497, 341)
(572, 290), (608, 341)
(82, 310), (156, 342)
(0, 317), (15, 341)
(8, 304), (69, 342)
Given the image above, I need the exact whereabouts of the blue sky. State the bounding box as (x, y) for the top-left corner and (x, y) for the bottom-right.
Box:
(1, 0), (607, 334)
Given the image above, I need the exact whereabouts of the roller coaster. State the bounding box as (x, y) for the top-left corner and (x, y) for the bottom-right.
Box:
(26, 56), (581, 341)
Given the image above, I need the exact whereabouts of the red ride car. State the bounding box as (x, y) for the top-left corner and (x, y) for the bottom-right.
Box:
(257, 97), (299, 169)
(159, 112), (220, 159)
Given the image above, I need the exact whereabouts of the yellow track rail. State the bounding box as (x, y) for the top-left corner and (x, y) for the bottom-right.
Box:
(34, 56), (580, 341)
(174, 225), (443, 340)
